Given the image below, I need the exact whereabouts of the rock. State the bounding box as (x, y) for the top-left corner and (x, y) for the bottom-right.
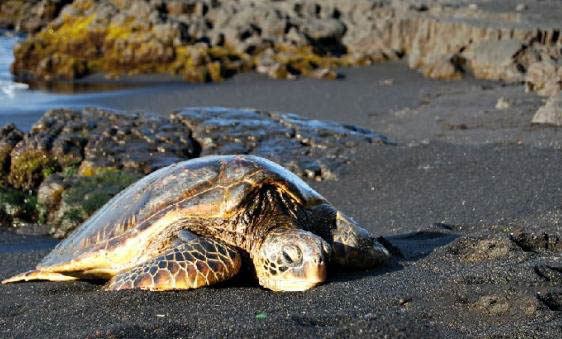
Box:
(171, 107), (387, 180)
(462, 39), (524, 82)
(417, 53), (464, 80)
(49, 168), (143, 237)
(8, 148), (60, 191)
(536, 291), (562, 311)
(510, 229), (562, 253)
(495, 97), (511, 110)
(37, 173), (65, 208)
(8, 0), (562, 89)
(298, 17), (346, 55)
(300, 18), (346, 41)
(526, 62), (562, 97)
(308, 67), (339, 80)
(532, 93), (562, 126)
(24, 107), (198, 176)
(534, 265), (562, 283)
(515, 4), (527, 12)
(0, 106), (387, 237)
(0, 124), (24, 176)
(0, 187), (38, 226)
(127, 0), (151, 18)
(0, 0), (70, 33)
(0, 123), (24, 147)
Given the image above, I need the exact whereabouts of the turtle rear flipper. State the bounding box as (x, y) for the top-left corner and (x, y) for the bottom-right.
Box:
(105, 236), (241, 291)
(2, 270), (79, 284)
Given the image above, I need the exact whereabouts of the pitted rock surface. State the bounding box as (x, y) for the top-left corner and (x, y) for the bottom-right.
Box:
(171, 107), (387, 180)
(0, 124), (24, 177)
(8, 107), (198, 190)
(0, 106), (387, 237)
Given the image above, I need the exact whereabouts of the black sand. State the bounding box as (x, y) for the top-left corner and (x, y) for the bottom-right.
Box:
(1, 63), (561, 338)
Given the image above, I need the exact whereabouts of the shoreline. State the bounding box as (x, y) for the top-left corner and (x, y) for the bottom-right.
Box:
(3, 61), (558, 148)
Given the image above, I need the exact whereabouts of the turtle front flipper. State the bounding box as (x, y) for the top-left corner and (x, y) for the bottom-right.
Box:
(105, 235), (241, 291)
(331, 211), (390, 268)
(2, 270), (79, 284)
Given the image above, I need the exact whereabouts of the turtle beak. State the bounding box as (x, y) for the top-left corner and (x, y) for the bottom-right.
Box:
(264, 261), (327, 292)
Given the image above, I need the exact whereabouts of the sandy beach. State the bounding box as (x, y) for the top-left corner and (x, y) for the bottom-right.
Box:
(0, 61), (560, 337)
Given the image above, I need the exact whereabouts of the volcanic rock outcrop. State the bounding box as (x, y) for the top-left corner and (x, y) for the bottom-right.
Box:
(5, 0), (561, 96)
(0, 107), (387, 237)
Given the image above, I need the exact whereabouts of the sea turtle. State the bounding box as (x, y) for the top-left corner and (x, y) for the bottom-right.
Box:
(2, 155), (389, 291)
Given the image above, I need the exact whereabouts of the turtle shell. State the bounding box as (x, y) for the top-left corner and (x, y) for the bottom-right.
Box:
(38, 155), (326, 272)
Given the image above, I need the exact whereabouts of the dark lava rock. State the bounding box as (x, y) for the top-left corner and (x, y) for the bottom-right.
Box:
(510, 229), (562, 253)
(0, 124), (24, 177)
(537, 291), (562, 311)
(0, 0), (71, 32)
(171, 107), (388, 180)
(0, 187), (38, 227)
(26, 107), (198, 177)
(0, 106), (386, 237)
(8, 0), (562, 97)
(49, 168), (143, 238)
(534, 265), (562, 284)
(37, 173), (65, 209)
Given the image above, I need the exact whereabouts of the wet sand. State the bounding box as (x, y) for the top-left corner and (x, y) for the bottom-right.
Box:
(1, 63), (561, 338)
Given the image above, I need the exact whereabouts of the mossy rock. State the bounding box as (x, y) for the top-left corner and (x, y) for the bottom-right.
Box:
(7, 150), (61, 191)
(63, 168), (142, 215)
(0, 186), (41, 226)
(0, 144), (13, 176)
(51, 168), (143, 237)
(11, 2), (348, 82)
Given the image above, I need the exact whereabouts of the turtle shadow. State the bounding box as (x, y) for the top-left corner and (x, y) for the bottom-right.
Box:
(329, 228), (459, 283)
(381, 229), (459, 261)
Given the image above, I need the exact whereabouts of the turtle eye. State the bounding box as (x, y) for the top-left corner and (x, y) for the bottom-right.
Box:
(281, 244), (302, 266)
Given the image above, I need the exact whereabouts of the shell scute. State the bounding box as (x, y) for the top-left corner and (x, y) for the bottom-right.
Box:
(175, 187), (226, 217)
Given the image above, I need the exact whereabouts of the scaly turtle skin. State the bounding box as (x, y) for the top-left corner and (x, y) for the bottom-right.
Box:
(2, 155), (389, 291)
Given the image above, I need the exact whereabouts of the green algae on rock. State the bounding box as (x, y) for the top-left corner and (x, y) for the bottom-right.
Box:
(50, 168), (143, 238)
(10, 0), (352, 82)
(0, 187), (40, 226)
(0, 124), (24, 178)
(8, 150), (60, 191)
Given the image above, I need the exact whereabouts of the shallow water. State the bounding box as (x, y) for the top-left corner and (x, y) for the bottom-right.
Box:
(0, 32), (27, 100)
(0, 32), (111, 119)
(0, 32), (191, 129)
(0, 31), (469, 136)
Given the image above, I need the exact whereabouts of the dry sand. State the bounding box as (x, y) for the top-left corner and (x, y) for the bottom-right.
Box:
(1, 62), (561, 338)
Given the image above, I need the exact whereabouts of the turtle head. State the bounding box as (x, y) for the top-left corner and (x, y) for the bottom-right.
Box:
(331, 212), (390, 268)
(253, 229), (331, 292)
